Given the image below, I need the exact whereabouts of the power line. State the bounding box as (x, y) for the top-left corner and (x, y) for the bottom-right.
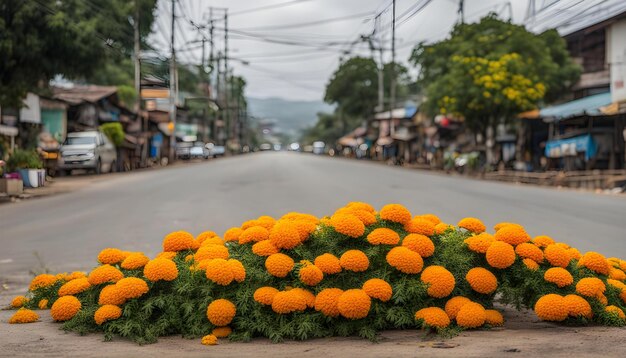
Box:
(229, 0), (311, 17)
(236, 12), (375, 31)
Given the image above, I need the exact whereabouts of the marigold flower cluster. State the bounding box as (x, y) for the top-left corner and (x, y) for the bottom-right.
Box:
(8, 203), (626, 346)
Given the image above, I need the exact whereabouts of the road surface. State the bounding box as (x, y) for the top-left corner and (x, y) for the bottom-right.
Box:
(2, 152), (626, 284)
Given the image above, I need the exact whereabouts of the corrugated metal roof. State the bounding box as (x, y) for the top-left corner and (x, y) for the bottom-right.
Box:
(540, 92), (612, 122)
(52, 85), (118, 105)
(528, 0), (626, 36)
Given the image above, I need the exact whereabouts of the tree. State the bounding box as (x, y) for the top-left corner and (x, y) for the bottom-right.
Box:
(0, 0), (157, 108)
(410, 14), (580, 132)
(324, 57), (378, 119)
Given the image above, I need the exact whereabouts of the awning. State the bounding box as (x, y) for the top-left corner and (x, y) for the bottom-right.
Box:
(376, 137), (394, 146)
(374, 106), (417, 120)
(545, 134), (597, 161)
(0, 125), (18, 137)
(338, 137), (358, 147)
(541, 92), (612, 122)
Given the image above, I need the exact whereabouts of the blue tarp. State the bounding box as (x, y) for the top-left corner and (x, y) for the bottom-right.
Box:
(540, 92), (612, 122)
(545, 134), (597, 161)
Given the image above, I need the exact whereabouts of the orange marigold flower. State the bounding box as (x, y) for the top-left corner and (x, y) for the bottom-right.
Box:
(523, 258), (539, 270)
(50, 295), (81, 322)
(314, 288), (344, 317)
(339, 208), (377, 226)
(597, 293), (608, 305)
(464, 233), (495, 254)
(58, 278), (91, 296)
(252, 240), (280, 256)
(515, 243), (544, 263)
(493, 222), (522, 231)
(345, 202), (375, 213)
(97, 248), (127, 265)
(200, 237), (225, 247)
(205, 259), (234, 286)
(143, 258), (178, 282)
(330, 213), (365, 238)
(485, 309), (504, 326)
(29, 274), (57, 290)
(609, 268), (626, 281)
(362, 278), (392, 302)
(534, 294), (568, 322)
(239, 226), (270, 244)
(195, 245), (229, 261)
(578, 252), (610, 275)
(456, 302), (486, 328)
(196, 231), (218, 245)
(466, 267), (498, 294)
(495, 225), (530, 246)
(567, 248), (582, 261)
(291, 288), (316, 308)
(65, 271), (87, 281)
(544, 267), (573, 288)
(434, 222), (453, 234)
(532, 235), (556, 248)
(314, 253), (342, 274)
(605, 305), (626, 319)
(271, 290), (307, 314)
(228, 259), (246, 283)
(212, 326), (232, 338)
(402, 234), (435, 257)
(8, 308), (39, 324)
(416, 213), (441, 225)
(162, 231), (195, 252)
(241, 219), (260, 230)
(115, 277), (149, 299)
(265, 253), (295, 278)
(380, 204), (412, 224)
(206, 299), (236, 326)
(201, 334), (218, 345)
(223, 227), (243, 243)
(415, 307), (450, 328)
(386, 246), (423, 274)
(38, 299), (48, 310)
(544, 244), (571, 268)
(564, 294), (592, 319)
(290, 220), (318, 241)
(254, 287), (279, 306)
(367, 228), (400, 245)
(256, 215), (277, 230)
(486, 241), (516, 269)
(337, 289), (371, 320)
(444, 296), (471, 319)
(269, 221), (302, 249)
(404, 217), (435, 236)
(575, 277), (606, 297)
(421, 266), (455, 298)
(98, 284), (126, 305)
(339, 250), (369, 272)
(11, 296), (27, 308)
(299, 264), (324, 286)
(88, 265), (124, 285)
(94, 304), (122, 325)
(607, 279), (626, 290)
(458, 217), (486, 234)
(121, 252), (150, 270)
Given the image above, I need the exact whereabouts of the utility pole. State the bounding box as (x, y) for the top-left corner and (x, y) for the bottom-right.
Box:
(209, 8), (214, 86)
(390, 0), (396, 136)
(374, 14), (384, 113)
(458, 0), (465, 24)
(169, 0), (177, 162)
(133, 0), (141, 113)
(224, 10), (230, 149)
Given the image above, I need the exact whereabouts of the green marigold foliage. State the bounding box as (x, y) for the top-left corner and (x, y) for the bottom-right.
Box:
(10, 203), (626, 344)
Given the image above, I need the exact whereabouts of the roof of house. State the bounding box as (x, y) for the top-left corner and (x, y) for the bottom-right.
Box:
(52, 85), (118, 105)
(540, 92), (612, 122)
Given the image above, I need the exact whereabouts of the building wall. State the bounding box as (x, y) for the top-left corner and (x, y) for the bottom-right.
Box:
(41, 109), (67, 142)
(608, 18), (626, 103)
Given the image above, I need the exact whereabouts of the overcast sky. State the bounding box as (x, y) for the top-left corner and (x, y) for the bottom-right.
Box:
(146, 0), (567, 101)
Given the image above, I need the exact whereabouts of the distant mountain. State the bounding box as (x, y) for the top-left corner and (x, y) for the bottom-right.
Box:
(247, 97), (334, 135)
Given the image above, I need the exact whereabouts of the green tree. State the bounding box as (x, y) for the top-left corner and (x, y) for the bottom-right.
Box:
(324, 57), (378, 119)
(0, 0), (157, 108)
(410, 14), (580, 132)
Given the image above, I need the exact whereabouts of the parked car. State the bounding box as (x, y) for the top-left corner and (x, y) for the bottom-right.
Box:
(313, 141), (325, 155)
(176, 142), (192, 160)
(205, 143), (225, 157)
(259, 143), (272, 151)
(58, 131), (117, 175)
(189, 142), (210, 159)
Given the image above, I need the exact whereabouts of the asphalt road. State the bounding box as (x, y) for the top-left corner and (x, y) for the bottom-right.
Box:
(2, 152), (626, 283)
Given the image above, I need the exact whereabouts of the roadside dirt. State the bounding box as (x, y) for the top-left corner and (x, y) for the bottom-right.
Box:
(1, 301), (624, 357)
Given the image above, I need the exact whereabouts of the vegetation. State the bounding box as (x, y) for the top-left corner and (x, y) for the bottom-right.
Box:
(99, 123), (125, 147)
(8, 203), (626, 345)
(410, 14), (580, 134)
(6, 149), (43, 171)
(0, 0), (158, 108)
